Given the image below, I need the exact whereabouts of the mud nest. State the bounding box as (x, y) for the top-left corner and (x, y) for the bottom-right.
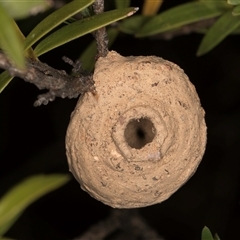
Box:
(66, 51), (207, 208)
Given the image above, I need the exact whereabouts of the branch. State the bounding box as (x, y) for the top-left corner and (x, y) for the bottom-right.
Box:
(0, 53), (95, 106)
(93, 0), (109, 58)
(0, 0), (110, 106)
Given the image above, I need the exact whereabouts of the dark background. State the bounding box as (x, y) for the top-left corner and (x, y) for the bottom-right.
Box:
(0, 1), (240, 239)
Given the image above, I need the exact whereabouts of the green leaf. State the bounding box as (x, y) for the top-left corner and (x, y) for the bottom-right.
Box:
(119, 15), (150, 34)
(197, 10), (240, 56)
(202, 226), (214, 240)
(0, 174), (70, 236)
(232, 5), (240, 15)
(228, 0), (240, 5)
(214, 233), (221, 240)
(79, 40), (97, 72)
(142, 0), (163, 16)
(24, 0), (94, 51)
(106, 28), (119, 49)
(136, 1), (231, 37)
(115, 0), (131, 9)
(80, 27), (119, 71)
(0, 16), (36, 93)
(34, 7), (138, 56)
(0, 0), (51, 20)
(0, 4), (25, 69)
(0, 211), (23, 238)
(0, 71), (14, 93)
(0, 23), (37, 94)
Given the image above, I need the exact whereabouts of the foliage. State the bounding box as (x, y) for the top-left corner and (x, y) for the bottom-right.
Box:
(202, 226), (221, 240)
(0, 175), (70, 237)
(34, 7), (137, 56)
(1, 0), (240, 90)
(0, 4), (25, 69)
(0, 0), (137, 92)
(197, 10), (240, 55)
(0, 0), (51, 20)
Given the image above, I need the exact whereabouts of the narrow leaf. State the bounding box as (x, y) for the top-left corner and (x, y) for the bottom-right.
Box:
(214, 233), (221, 240)
(136, 1), (231, 37)
(0, 71), (14, 93)
(232, 5), (240, 15)
(119, 15), (150, 34)
(79, 40), (96, 72)
(0, 211), (22, 238)
(0, 20), (36, 93)
(34, 7), (138, 56)
(80, 28), (119, 71)
(107, 28), (119, 49)
(0, 3), (25, 68)
(12, 20), (37, 59)
(201, 226), (214, 240)
(142, 0), (163, 16)
(24, 0), (94, 51)
(0, 0), (51, 20)
(0, 174), (70, 236)
(115, 0), (130, 9)
(228, 0), (240, 5)
(197, 10), (240, 56)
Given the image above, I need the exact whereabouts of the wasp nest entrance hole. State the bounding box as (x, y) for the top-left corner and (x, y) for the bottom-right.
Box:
(124, 118), (156, 149)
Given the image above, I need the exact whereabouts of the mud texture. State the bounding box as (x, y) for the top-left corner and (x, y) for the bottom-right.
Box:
(66, 51), (207, 208)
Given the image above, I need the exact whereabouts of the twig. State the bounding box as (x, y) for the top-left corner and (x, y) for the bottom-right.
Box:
(75, 209), (164, 240)
(93, 0), (109, 58)
(0, 52), (94, 106)
(0, 0), (110, 106)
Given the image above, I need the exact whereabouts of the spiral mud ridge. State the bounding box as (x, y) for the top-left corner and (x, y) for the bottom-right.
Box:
(66, 51), (207, 208)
